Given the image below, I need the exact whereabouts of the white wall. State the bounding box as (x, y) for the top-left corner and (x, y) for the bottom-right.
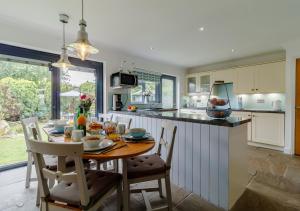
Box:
(0, 19), (186, 112)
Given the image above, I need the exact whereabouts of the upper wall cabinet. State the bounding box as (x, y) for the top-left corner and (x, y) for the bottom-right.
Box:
(211, 69), (236, 84)
(234, 61), (285, 94)
(186, 72), (211, 94)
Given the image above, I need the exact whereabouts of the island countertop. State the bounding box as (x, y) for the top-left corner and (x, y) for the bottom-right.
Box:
(109, 110), (251, 127)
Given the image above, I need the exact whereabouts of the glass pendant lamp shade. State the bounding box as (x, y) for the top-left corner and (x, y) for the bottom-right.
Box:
(52, 47), (74, 70)
(52, 14), (74, 70)
(68, 0), (99, 61)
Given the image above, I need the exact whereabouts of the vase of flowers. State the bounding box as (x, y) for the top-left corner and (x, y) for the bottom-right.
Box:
(74, 94), (94, 129)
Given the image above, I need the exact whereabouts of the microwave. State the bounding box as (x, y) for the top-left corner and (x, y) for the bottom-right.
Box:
(110, 72), (138, 88)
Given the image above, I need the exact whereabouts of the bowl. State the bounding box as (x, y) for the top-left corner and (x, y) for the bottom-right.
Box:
(53, 120), (67, 133)
(82, 135), (104, 148)
(128, 128), (146, 138)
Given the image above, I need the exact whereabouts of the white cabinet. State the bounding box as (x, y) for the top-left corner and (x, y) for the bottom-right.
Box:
(211, 69), (236, 84)
(251, 113), (285, 147)
(255, 61), (285, 93)
(234, 61), (285, 94)
(231, 111), (252, 141)
(234, 66), (256, 94)
(186, 74), (198, 93)
(198, 72), (211, 93)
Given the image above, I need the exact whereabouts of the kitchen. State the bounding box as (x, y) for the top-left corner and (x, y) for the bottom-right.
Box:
(1, 1), (300, 211)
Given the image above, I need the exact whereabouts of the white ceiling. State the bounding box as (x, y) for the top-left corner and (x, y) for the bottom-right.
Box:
(0, 0), (299, 68)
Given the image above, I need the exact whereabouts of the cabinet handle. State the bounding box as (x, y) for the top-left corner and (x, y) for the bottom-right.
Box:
(252, 114), (255, 117)
(256, 89), (258, 91)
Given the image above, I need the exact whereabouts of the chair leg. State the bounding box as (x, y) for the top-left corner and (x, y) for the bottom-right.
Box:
(158, 179), (164, 198)
(122, 159), (129, 211)
(114, 159), (119, 173)
(117, 182), (122, 211)
(165, 174), (172, 211)
(96, 160), (101, 170)
(36, 183), (40, 207)
(103, 161), (108, 170)
(25, 153), (33, 188)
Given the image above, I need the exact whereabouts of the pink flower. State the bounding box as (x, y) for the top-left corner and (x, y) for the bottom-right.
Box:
(80, 94), (86, 100)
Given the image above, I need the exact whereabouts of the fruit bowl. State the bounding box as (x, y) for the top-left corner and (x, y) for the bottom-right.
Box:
(127, 105), (137, 112)
(206, 108), (232, 119)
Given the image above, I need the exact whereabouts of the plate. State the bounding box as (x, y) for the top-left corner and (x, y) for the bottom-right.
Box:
(123, 133), (151, 141)
(84, 139), (115, 152)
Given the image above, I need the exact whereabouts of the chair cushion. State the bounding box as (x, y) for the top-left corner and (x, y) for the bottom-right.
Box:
(49, 170), (121, 209)
(126, 154), (168, 179)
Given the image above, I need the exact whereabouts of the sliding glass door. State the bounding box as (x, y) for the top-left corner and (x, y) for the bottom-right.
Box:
(0, 59), (51, 167)
(60, 67), (96, 122)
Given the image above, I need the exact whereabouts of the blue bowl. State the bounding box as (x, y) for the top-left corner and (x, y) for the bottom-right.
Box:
(129, 132), (145, 138)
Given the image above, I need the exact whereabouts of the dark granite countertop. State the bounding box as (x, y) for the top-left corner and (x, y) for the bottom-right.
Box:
(181, 107), (285, 114)
(109, 110), (251, 127)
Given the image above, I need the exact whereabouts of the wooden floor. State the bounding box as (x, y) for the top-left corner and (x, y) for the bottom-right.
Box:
(1, 146), (300, 211)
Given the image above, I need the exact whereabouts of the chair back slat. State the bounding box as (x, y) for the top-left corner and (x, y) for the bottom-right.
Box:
(98, 113), (113, 122)
(21, 117), (43, 149)
(115, 116), (132, 129)
(156, 121), (177, 168)
(28, 140), (90, 206)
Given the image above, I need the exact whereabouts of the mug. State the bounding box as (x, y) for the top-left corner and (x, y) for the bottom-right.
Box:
(71, 130), (84, 142)
(117, 124), (126, 135)
(64, 126), (73, 138)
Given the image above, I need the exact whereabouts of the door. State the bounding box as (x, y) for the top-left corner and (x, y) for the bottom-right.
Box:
(252, 113), (284, 147)
(234, 66), (255, 94)
(295, 59), (300, 155)
(161, 75), (176, 108)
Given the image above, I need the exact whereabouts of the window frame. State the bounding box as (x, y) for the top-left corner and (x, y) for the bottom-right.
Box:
(0, 43), (104, 119)
(130, 78), (161, 104)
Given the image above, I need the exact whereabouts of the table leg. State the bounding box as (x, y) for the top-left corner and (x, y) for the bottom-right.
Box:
(122, 159), (129, 211)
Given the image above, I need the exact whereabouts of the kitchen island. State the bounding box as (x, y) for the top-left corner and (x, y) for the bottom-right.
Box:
(110, 110), (251, 210)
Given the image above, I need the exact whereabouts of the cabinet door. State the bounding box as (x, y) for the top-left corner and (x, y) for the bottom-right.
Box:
(231, 111), (252, 141)
(211, 69), (236, 84)
(251, 113), (284, 146)
(234, 66), (255, 94)
(198, 73), (211, 93)
(255, 61), (285, 93)
(186, 74), (198, 93)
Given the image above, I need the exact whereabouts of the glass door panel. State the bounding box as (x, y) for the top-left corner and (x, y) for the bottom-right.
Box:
(162, 75), (176, 108)
(0, 60), (51, 166)
(60, 67), (96, 122)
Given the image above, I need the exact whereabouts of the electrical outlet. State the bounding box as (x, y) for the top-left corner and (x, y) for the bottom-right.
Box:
(256, 99), (265, 103)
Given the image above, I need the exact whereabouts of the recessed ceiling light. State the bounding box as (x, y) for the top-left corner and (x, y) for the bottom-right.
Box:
(231, 49), (235, 52)
(150, 47), (154, 51)
(198, 27), (205, 31)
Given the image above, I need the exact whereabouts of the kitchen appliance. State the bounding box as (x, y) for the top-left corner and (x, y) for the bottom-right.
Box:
(112, 94), (123, 111)
(272, 100), (282, 111)
(111, 72), (138, 88)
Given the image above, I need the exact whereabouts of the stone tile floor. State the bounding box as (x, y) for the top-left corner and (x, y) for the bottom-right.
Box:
(1, 146), (300, 210)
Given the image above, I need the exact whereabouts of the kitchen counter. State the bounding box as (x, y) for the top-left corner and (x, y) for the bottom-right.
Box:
(181, 107), (285, 114)
(109, 110), (251, 127)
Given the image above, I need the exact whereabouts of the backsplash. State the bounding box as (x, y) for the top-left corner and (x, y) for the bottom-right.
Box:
(182, 84), (286, 111)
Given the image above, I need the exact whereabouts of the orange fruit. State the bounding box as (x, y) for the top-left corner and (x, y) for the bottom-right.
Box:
(77, 114), (86, 126)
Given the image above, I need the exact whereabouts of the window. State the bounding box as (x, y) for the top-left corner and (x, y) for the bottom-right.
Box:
(161, 75), (176, 108)
(130, 71), (161, 104)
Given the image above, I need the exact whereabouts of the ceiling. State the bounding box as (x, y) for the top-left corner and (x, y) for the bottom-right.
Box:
(0, 0), (299, 68)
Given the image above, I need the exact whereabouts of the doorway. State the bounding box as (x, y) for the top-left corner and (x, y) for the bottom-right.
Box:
(161, 75), (177, 108)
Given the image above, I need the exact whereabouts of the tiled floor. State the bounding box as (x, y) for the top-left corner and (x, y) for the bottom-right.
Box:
(1, 146), (300, 211)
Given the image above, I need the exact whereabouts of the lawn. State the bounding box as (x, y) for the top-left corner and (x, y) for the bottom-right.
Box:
(0, 134), (27, 165)
(0, 122), (49, 166)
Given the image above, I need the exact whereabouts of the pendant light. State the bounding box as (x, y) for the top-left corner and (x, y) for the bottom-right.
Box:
(52, 14), (74, 70)
(68, 0), (99, 61)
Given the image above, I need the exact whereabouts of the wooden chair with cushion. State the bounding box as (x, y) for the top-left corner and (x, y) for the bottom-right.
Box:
(28, 140), (122, 211)
(123, 120), (177, 211)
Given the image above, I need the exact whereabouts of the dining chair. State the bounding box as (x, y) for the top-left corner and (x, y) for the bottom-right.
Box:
(115, 115), (132, 129)
(123, 120), (177, 211)
(98, 113), (113, 122)
(28, 140), (122, 211)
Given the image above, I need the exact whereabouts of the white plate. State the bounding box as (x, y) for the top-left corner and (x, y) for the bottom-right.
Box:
(84, 139), (114, 152)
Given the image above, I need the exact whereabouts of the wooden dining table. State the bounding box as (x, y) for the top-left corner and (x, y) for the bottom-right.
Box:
(43, 127), (155, 211)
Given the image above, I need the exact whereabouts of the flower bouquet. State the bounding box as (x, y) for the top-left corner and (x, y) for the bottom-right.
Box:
(79, 94), (94, 112)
